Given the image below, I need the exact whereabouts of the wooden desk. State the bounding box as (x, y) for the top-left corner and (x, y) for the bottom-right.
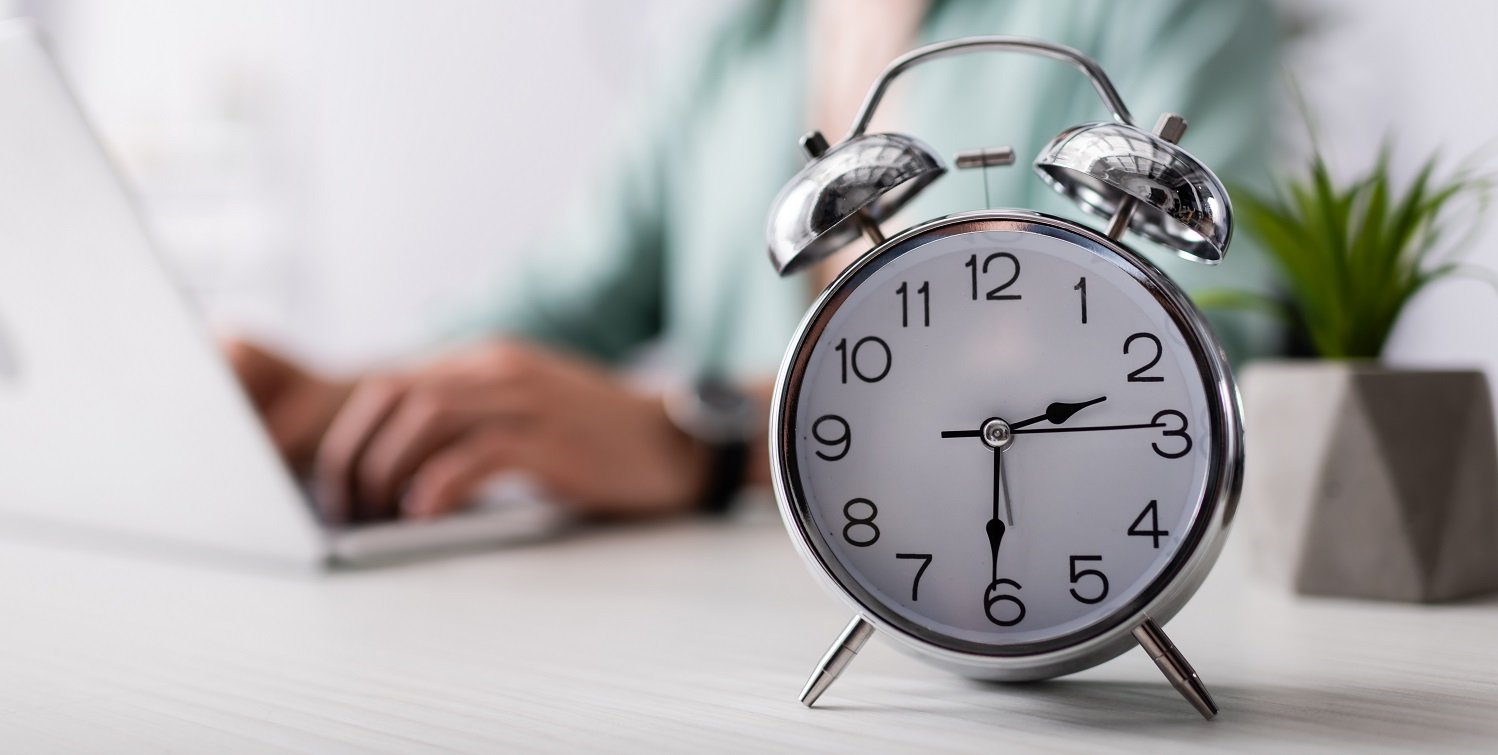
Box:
(1, 511), (1495, 752)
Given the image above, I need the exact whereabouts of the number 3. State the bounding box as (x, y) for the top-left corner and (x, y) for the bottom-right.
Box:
(1151, 410), (1192, 459)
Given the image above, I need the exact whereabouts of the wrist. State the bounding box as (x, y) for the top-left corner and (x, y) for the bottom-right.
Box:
(663, 377), (757, 514)
(657, 400), (714, 514)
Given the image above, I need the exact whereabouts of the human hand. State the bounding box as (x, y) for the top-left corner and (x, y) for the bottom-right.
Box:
(314, 340), (711, 523)
(224, 339), (352, 472)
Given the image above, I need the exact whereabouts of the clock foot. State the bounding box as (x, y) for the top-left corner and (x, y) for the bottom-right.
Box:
(799, 616), (874, 707)
(1133, 616), (1217, 720)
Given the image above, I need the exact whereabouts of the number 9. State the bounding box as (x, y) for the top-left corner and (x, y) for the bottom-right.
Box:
(813, 414), (851, 461)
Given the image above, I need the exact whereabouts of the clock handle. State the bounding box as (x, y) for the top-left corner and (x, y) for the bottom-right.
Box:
(846, 36), (1135, 139)
(1134, 616), (1218, 720)
(799, 615), (875, 707)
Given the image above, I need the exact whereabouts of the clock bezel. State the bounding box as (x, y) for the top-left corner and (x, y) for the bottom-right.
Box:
(769, 210), (1243, 680)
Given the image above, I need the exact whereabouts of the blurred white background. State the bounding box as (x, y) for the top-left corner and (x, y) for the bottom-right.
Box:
(12, 0), (728, 370)
(7, 0), (1498, 379)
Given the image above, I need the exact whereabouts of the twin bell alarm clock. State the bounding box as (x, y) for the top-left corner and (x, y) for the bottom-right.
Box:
(764, 37), (1240, 719)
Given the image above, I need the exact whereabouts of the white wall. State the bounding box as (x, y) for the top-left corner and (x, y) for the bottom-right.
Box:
(20, 0), (1498, 380)
(25, 0), (727, 369)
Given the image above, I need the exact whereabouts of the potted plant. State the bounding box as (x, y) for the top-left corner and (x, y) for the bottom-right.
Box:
(1204, 150), (1498, 602)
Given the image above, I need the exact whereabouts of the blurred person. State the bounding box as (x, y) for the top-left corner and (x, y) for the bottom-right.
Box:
(230, 0), (1282, 524)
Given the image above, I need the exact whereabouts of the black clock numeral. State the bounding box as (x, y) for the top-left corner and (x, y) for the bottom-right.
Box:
(896, 281), (931, 328)
(1128, 499), (1169, 549)
(833, 336), (891, 384)
(811, 414), (851, 461)
(983, 578), (1026, 626)
(1074, 276), (1088, 324)
(896, 553), (933, 601)
(965, 252), (1021, 301)
(1124, 332), (1165, 382)
(841, 498), (880, 547)
(1151, 409), (1193, 459)
(1068, 555), (1110, 605)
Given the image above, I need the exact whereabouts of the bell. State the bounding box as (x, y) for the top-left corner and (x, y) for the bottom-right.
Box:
(766, 132), (945, 276)
(1033, 122), (1232, 263)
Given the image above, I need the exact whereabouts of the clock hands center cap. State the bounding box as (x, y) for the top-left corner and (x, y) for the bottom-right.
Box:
(980, 418), (1014, 451)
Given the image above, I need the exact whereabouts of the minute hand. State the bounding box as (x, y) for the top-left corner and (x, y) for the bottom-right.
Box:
(1011, 420), (1162, 435)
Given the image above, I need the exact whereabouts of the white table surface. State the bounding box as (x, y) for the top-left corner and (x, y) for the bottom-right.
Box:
(1, 507), (1496, 753)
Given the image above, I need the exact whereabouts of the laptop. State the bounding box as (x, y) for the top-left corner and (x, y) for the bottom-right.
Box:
(0, 20), (569, 568)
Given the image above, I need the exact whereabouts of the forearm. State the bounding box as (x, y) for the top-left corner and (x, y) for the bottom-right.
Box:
(743, 378), (776, 488)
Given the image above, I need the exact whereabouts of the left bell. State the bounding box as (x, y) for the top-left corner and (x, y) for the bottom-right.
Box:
(766, 132), (945, 276)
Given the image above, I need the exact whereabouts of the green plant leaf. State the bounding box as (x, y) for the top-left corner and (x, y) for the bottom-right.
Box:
(1192, 289), (1293, 321)
(1225, 144), (1491, 359)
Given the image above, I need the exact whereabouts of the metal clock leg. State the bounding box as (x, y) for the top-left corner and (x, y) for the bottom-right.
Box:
(1133, 616), (1217, 720)
(799, 616), (875, 707)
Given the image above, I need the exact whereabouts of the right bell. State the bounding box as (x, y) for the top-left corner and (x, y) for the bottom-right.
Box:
(1033, 122), (1232, 264)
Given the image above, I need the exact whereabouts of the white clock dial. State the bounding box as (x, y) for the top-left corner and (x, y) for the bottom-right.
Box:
(784, 222), (1221, 653)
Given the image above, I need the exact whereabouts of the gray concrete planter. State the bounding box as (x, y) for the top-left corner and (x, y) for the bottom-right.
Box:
(1240, 361), (1498, 602)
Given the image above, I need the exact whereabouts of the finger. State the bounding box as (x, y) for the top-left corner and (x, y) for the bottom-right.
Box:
(260, 385), (326, 461)
(355, 389), (465, 512)
(223, 339), (289, 407)
(356, 385), (537, 512)
(262, 378), (351, 468)
(224, 339), (330, 466)
(314, 377), (407, 524)
(402, 429), (526, 520)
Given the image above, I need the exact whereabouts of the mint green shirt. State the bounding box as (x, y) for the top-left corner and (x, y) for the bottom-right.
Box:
(461, 0), (1281, 378)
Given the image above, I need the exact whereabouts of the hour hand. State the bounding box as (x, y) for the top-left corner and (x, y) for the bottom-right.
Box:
(1008, 396), (1107, 431)
(938, 396), (1106, 439)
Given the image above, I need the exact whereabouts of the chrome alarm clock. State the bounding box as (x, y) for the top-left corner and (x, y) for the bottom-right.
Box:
(765, 37), (1241, 719)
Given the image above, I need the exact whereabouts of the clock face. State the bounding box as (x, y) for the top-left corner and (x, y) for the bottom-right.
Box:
(779, 217), (1230, 656)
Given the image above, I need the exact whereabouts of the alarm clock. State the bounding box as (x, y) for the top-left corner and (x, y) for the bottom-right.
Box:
(764, 37), (1240, 719)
